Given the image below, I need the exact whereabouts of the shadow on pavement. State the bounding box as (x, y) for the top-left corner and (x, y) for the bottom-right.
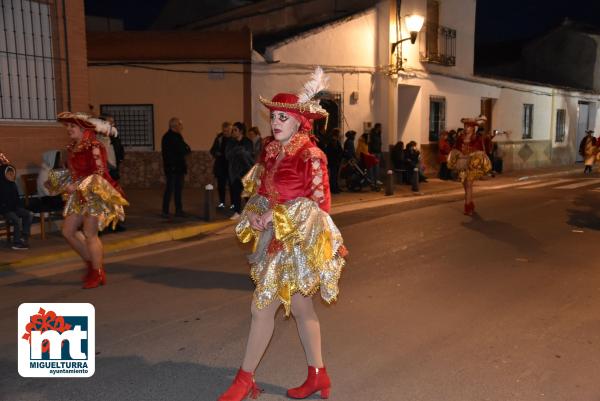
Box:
(566, 193), (600, 231)
(461, 213), (542, 253)
(9, 264), (254, 292)
(0, 356), (287, 401)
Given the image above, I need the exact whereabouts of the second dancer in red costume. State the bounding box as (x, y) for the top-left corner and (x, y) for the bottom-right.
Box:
(217, 67), (347, 401)
(46, 112), (128, 288)
(447, 116), (491, 215)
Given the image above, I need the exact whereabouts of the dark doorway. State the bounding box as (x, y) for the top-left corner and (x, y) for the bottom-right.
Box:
(313, 92), (342, 136)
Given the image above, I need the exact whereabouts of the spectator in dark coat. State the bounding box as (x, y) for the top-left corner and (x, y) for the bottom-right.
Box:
(369, 123), (383, 183)
(343, 130), (357, 161)
(210, 122), (232, 209)
(247, 126), (263, 162)
(404, 141), (427, 184)
(161, 117), (191, 218)
(0, 164), (31, 250)
(226, 122), (254, 219)
(325, 128), (344, 194)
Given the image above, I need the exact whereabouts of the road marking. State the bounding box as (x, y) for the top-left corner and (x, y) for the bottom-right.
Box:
(517, 179), (575, 189)
(555, 179), (600, 189)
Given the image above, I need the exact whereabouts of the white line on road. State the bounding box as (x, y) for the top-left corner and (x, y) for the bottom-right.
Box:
(554, 179), (600, 189)
(517, 179), (575, 189)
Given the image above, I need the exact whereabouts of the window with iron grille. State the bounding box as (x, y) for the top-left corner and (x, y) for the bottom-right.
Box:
(0, 0), (68, 121)
(522, 104), (534, 139)
(555, 109), (566, 142)
(429, 96), (446, 142)
(100, 104), (154, 150)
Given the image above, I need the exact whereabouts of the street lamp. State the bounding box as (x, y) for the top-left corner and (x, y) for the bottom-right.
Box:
(391, 14), (425, 55)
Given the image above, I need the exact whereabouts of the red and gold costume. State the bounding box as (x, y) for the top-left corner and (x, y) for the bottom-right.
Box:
(46, 112), (128, 230)
(235, 95), (347, 317)
(447, 117), (491, 182)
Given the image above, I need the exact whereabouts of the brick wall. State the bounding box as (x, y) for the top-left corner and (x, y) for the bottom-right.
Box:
(0, 0), (88, 171)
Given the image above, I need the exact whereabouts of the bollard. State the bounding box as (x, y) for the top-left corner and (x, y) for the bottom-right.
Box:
(204, 183), (215, 222)
(411, 167), (420, 192)
(385, 169), (394, 196)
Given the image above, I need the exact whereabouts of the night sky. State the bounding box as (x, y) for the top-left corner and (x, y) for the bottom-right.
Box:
(85, 0), (600, 44)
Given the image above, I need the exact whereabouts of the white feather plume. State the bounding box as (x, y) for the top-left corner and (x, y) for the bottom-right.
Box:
(88, 117), (117, 137)
(297, 66), (328, 103)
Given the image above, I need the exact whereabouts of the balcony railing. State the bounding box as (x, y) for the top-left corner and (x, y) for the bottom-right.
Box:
(419, 23), (456, 67)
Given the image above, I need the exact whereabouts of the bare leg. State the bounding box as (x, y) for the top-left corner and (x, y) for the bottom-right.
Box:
(466, 181), (474, 205)
(462, 181), (469, 204)
(82, 216), (103, 269)
(62, 214), (91, 262)
(291, 294), (324, 368)
(240, 299), (281, 372)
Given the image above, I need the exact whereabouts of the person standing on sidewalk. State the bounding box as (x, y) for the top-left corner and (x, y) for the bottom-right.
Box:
(579, 130), (597, 174)
(438, 131), (452, 180)
(210, 122), (232, 210)
(325, 128), (343, 193)
(447, 116), (491, 216)
(217, 67), (347, 401)
(369, 123), (383, 184)
(0, 164), (32, 250)
(161, 117), (191, 218)
(225, 122), (254, 220)
(47, 112), (128, 289)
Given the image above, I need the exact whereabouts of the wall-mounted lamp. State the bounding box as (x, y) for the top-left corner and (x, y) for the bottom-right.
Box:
(391, 14), (425, 54)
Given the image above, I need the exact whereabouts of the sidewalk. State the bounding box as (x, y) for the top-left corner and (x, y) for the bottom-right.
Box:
(0, 164), (581, 270)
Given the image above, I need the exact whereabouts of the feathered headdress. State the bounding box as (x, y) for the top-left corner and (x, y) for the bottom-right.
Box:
(57, 112), (117, 136)
(259, 66), (329, 120)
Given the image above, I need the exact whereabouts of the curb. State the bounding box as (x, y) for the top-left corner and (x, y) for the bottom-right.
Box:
(0, 220), (234, 271)
(515, 167), (581, 181)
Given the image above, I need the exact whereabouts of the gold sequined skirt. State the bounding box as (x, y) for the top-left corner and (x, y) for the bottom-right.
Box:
(236, 195), (346, 316)
(46, 169), (129, 230)
(447, 150), (491, 183)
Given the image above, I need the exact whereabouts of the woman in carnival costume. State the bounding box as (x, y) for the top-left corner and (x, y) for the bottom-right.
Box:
(447, 116), (491, 216)
(47, 112), (128, 289)
(217, 67), (347, 401)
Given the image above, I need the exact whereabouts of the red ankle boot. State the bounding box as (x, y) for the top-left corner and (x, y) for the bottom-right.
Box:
(81, 261), (94, 282)
(463, 203), (470, 215)
(287, 366), (331, 399)
(218, 368), (262, 401)
(82, 268), (106, 289)
(470, 201), (475, 214)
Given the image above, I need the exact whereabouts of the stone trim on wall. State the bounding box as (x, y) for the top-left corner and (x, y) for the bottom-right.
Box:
(119, 151), (214, 189)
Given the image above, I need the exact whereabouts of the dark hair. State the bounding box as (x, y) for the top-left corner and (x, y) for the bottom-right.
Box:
(345, 130), (356, 139)
(248, 126), (261, 137)
(233, 122), (247, 136)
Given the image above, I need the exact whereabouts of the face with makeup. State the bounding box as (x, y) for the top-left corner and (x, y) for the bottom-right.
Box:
(65, 122), (84, 141)
(271, 111), (300, 145)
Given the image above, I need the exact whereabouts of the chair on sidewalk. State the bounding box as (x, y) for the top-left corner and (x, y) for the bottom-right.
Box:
(20, 173), (47, 240)
(0, 216), (13, 245)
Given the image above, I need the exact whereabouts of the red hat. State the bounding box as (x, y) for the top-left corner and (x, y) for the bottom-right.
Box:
(461, 116), (487, 128)
(260, 93), (329, 121)
(57, 111), (96, 130)
(259, 67), (329, 128)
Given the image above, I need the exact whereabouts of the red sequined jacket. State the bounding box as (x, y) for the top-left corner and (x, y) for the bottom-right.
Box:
(67, 129), (123, 194)
(257, 132), (331, 213)
(455, 134), (485, 155)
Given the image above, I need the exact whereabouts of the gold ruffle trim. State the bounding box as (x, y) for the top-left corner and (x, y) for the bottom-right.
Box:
(235, 195), (346, 317)
(242, 163), (264, 198)
(447, 149), (491, 183)
(46, 169), (129, 230)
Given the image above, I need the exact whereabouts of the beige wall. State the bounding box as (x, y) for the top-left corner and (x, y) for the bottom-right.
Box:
(88, 63), (245, 150)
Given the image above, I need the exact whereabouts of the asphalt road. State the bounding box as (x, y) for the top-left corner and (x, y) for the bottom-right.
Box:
(1, 174), (600, 401)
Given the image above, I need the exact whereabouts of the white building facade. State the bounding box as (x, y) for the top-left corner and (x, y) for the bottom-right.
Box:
(251, 0), (600, 171)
